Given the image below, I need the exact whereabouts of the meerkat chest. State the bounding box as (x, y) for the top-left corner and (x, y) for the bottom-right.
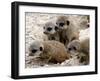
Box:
(48, 33), (59, 41)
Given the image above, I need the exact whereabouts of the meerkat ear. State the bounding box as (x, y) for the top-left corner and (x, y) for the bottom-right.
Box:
(66, 20), (70, 25)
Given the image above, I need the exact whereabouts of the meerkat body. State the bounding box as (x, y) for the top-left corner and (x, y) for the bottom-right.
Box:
(67, 38), (89, 65)
(56, 16), (79, 46)
(29, 40), (70, 64)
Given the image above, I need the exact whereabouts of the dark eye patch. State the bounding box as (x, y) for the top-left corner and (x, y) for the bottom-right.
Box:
(59, 22), (65, 27)
(31, 49), (37, 53)
(73, 46), (77, 50)
(66, 20), (70, 25)
(47, 27), (52, 31)
(40, 47), (43, 51)
(55, 26), (58, 31)
(68, 48), (72, 51)
(87, 24), (89, 27)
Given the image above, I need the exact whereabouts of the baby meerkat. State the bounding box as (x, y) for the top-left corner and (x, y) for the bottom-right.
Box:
(29, 40), (70, 64)
(79, 15), (90, 30)
(56, 16), (79, 46)
(67, 38), (89, 65)
(43, 21), (60, 41)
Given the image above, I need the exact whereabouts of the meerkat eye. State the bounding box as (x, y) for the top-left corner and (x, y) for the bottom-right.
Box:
(55, 26), (58, 31)
(66, 20), (70, 25)
(31, 49), (37, 53)
(59, 22), (65, 27)
(40, 47), (43, 51)
(68, 48), (72, 51)
(73, 47), (77, 50)
(47, 27), (52, 31)
(87, 24), (89, 27)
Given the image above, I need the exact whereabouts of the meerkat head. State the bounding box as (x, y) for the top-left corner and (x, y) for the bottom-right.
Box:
(43, 21), (59, 35)
(56, 16), (70, 30)
(67, 40), (81, 55)
(29, 40), (44, 57)
(80, 20), (89, 29)
(80, 15), (90, 29)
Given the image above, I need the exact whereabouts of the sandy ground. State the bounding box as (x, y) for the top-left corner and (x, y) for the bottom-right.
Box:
(25, 12), (89, 68)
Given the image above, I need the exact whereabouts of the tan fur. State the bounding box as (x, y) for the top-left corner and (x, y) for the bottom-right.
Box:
(56, 16), (79, 46)
(80, 38), (89, 54)
(40, 40), (70, 63)
(67, 38), (89, 65)
(79, 15), (90, 30)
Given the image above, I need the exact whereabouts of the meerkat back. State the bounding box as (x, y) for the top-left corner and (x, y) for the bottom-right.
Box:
(43, 40), (70, 63)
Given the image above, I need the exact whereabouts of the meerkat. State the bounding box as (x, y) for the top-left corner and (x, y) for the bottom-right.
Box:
(78, 15), (90, 30)
(67, 38), (89, 65)
(43, 21), (60, 41)
(29, 40), (70, 64)
(56, 16), (79, 46)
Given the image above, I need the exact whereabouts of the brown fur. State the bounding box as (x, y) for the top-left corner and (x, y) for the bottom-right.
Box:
(67, 38), (89, 65)
(40, 40), (70, 63)
(56, 16), (79, 46)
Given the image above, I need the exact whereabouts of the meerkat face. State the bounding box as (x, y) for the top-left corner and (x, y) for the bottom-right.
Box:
(67, 40), (80, 55)
(80, 20), (89, 29)
(56, 16), (70, 30)
(29, 41), (44, 57)
(43, 22), (59, 35)
(80, 15), (90, 29)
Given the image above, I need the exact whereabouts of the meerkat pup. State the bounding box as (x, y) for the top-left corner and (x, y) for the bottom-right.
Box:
(67, 38), (89, 65)
(29, 40), (70, 64)
(43, 21), (60, 41)
(56, 16), (79, 46)
(79, 15), (90, 30)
